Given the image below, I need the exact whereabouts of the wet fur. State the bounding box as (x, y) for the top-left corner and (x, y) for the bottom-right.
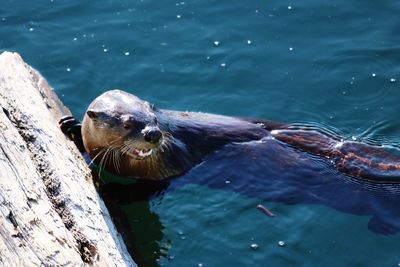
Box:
(82, 89), (400, 182)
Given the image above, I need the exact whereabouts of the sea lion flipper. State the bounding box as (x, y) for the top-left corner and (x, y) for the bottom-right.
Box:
(58, 115), (85, 152)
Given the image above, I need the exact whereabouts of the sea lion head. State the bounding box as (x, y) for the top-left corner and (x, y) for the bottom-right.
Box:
(81, 89), (177, 179)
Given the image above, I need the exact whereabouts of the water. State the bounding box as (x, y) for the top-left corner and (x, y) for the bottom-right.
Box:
(2, 0), (400, 266)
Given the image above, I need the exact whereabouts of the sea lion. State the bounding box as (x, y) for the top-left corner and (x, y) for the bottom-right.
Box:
(60, 89), (400, 182)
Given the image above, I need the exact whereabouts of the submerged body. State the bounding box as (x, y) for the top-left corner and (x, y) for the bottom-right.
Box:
(81, 89), (400, 183)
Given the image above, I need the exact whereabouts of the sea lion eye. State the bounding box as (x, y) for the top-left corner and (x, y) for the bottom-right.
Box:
(123, 122), (133, 130)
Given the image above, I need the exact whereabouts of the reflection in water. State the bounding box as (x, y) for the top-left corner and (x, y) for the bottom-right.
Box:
(97, 136), (400, 266)
(96, 176), (169, 267)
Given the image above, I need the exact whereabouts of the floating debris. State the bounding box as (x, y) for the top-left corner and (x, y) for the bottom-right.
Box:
(278, 241), (286, 247)
(372, 73), (376, 77)
(288, 6), (292, 10)
(124, 51), (130, 56)
(220, 63), (226, 67)
(176, 14), (181, 19)
(66, 68), (71, 72)
(390, 78), (396, 83)
(256, 204), (274, 217)
(247, 40), (252, 45)
(214, 41), (220, 46)
(289, 47), (293, 51)
(29, 28), (34, 32)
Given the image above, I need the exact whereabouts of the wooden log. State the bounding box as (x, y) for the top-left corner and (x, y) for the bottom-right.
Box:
(0, 51), (136, 266)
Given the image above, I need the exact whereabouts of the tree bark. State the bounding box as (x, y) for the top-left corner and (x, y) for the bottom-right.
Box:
(0, 51), (136, 266)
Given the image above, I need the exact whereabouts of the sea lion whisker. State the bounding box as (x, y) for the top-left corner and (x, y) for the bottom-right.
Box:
(98, 147), (114, 179)
(88, 147), (108, 166)
(112, 149), (121, 174)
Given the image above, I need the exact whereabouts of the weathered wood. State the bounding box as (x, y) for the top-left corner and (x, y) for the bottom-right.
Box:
(0, 51), (136, 266)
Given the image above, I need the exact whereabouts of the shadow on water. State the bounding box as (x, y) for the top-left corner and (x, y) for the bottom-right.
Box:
(96, 175), (170, 267)
(97, 137), (400, 266)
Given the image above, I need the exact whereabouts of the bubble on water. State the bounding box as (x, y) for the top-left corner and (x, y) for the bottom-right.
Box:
(250, 243), (259, 250)
(124, 51), (130, 56)
(278, 241), (285, 247)
(390, 78), (396, 83)
(176, 14), (181, 19)
(66, 68), (71, 72)
(372, 73), (376, 77)
(220, 63), (226, 67)
(167, 255), (175, 260)
(214, 41), (220, 46)
(247, 40), (252, 45)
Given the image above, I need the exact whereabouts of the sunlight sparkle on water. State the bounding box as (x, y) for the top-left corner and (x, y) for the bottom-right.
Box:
(250, 243), (259, 250)
(214, 41), (220, 46)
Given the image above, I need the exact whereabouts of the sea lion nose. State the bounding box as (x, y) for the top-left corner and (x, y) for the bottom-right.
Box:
(144, 128), (162, 143)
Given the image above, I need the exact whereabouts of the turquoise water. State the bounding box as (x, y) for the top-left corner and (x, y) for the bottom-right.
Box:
(2, 1), (400, 266)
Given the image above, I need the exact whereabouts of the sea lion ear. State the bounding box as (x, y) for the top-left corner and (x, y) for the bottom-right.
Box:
(86, 110), (102, 120)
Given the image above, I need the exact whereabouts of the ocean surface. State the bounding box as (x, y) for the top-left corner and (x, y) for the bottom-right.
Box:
(2, 1), (400, 266)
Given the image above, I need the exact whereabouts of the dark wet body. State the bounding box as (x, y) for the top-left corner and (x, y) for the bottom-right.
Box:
(77, 90), (400, 183)
(60, 90), (400, 236)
